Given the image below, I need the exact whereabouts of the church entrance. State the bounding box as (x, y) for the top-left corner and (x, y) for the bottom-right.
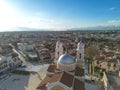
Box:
(51, 85), (65, 90)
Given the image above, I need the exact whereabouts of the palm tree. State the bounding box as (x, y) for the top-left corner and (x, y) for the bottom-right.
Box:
(86, 45), (99, 75)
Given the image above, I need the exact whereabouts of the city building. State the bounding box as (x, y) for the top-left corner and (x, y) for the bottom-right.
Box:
(0, 56), (8, 73)
(36, 40), (98, 90)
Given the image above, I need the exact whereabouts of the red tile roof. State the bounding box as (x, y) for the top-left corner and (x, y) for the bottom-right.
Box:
(37, 72), (74, 89)
(60, 72), (74, 87)
(11, 52), (18, 58)
(74, 78), (85, 90)
(47, 64), (57, 72)
(108, 59), (120, 64)
(95, 55), (106, 60)
(103, 52), (114, 57)
(75, 66), (84, 77)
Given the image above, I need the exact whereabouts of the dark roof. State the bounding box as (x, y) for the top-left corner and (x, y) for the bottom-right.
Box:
(11, 52), (18, 58)
(47, 64), (57, 72)
(94, 55), (106, 60)
(75, 66), (84, 77)
(74, 78), (85, 90)
(60, 72), (74, 87)
(37, 72), (74, 89)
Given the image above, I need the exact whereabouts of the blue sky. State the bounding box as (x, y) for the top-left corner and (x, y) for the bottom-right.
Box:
(0, 0), (120, 30)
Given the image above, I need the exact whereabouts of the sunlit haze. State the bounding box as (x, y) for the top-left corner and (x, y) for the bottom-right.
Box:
(0, 0), (18, 31)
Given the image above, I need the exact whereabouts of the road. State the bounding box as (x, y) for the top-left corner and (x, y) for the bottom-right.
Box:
(9, 44), (32, 67)
(0, 44), (49, 90)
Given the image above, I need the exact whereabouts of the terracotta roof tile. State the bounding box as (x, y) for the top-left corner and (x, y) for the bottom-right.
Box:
(47, 64), (57, 72)
(95, 55), (105, 60)
(108, 59), (120, 64)
(37, 72), (63, 90)
(75, 66), (84, 77)
(103, 52), (114, 57)
(60, 72), (74, 87)
(11, 52), (18, 58)
(37, 72), (74, 89)
(74, 78), (85, 90)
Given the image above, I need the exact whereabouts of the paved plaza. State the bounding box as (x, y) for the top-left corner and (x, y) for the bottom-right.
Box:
(0, 64), (49, 90)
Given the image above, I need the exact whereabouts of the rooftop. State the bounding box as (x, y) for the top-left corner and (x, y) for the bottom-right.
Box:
(75, 66), (84, 77)
(37, 72), (74, 89)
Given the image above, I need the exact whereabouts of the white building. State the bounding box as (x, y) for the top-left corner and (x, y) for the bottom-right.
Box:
(1, 55), (14, 68)
(0, 57), (8, 73)
(0, 53), (22, 73)
(37, 40), (98, 90)
(17, 43), (34, 51)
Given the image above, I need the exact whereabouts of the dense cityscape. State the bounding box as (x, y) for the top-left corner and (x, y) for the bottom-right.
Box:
(1, 0), (120, 90)
(0, 30), (120, 90)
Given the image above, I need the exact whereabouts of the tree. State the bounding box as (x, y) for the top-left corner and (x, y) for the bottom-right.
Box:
(86, 45), (99, 75)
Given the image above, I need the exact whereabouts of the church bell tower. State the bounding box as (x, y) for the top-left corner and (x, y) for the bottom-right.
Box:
(54, 40), (63, 64)
(76, 41), (85, 67)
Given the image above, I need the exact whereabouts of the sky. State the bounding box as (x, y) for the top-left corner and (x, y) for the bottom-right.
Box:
(0, 0), (120, 31)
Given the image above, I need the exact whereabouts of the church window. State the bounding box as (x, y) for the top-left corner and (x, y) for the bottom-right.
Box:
(79, 53), (81, 58)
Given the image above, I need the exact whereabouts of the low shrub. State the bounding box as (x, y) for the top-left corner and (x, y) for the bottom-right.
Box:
(11, 70), (30, 75)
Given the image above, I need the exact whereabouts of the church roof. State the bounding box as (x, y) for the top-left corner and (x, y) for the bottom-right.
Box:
(37, 72), (74, 89)
(60, 72), (74, 87)
(47, 64), (57, 73)
(74, 78), (85, 90)
(75, 66), (84, 77)
(58, 53), (75, 65)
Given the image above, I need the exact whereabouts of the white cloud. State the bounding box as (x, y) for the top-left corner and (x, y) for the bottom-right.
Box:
(16, 16), (72, 30)
(78, 20), (120, 29)
(17, 16), (120, 30)
(106, 20), (120, 26)
(88, 20), (120, 27)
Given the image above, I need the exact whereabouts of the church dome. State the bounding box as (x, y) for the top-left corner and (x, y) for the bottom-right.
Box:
(57, 53), (76, 72)
(58, 53), (75, 65)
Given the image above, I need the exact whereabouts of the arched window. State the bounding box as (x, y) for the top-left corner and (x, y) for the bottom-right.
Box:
(79, 53), (81, 59)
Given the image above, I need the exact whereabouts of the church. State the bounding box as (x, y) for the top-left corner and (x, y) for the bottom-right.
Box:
(36, 40), (98, 90)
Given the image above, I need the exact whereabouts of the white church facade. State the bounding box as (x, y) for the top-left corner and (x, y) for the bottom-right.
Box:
(36, 40), (98, 90)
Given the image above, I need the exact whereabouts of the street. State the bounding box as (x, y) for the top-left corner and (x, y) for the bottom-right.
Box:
(9, 44), (32, 67)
